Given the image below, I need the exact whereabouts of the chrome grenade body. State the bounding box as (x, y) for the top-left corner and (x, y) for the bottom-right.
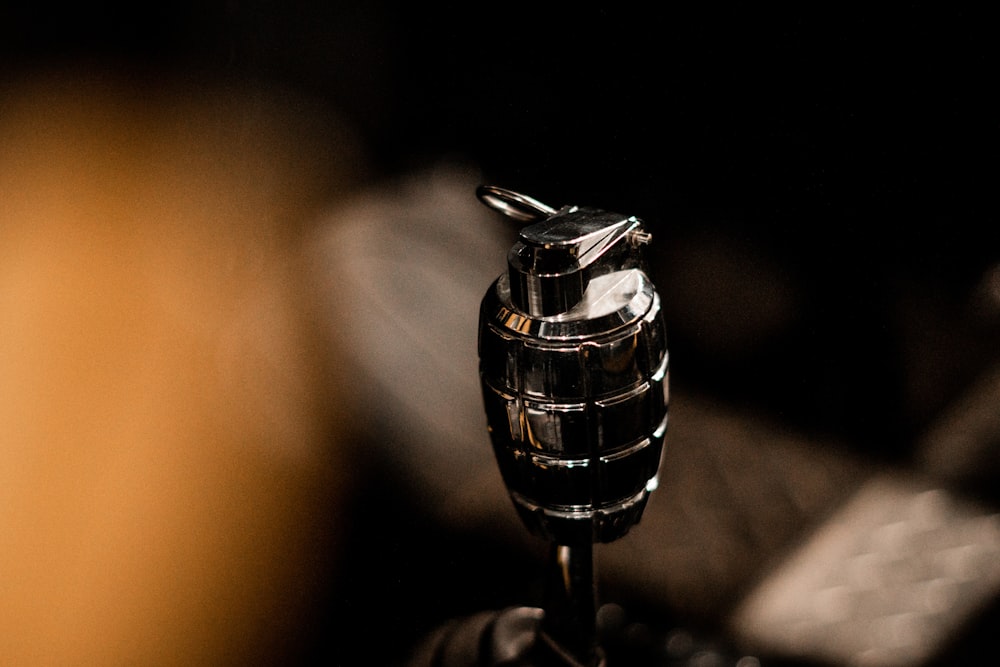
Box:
(478, 187), (669, 546)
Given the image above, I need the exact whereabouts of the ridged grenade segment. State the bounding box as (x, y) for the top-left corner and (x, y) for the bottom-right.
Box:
(479, 270), (668, 545)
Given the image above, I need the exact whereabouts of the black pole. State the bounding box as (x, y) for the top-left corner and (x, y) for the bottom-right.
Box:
(541, 543), (603, 666)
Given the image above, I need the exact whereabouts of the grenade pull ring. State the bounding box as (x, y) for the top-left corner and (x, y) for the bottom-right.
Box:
(476, 184), (557, 223)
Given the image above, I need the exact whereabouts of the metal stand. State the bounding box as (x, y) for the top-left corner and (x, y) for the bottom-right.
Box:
(541, 545), (603, 667)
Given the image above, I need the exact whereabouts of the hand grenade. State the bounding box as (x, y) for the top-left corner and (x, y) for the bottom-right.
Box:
(477, 186), (669, 546)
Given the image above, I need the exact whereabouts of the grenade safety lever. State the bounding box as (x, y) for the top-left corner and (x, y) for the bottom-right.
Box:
(477, 186), (669, 665)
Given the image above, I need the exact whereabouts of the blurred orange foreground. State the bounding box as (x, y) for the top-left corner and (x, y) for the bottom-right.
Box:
(0, 70), (357, 665)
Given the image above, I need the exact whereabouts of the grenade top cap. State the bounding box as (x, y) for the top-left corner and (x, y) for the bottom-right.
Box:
(506, 206), (649, 318)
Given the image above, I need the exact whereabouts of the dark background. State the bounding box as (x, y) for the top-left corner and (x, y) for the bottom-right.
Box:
(3, 4), (997, 664)
(3, 3), (996, 456)
(8, 2), (995, 454)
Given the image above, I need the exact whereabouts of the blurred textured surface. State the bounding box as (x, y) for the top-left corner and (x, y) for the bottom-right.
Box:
(731, 476), (1000, 666)
(601, 393), (869, 621)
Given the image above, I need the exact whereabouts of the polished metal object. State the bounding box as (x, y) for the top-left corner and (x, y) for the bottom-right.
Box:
(478, 186), (669, 546)
(405, 185), (670, 666)
(477, 186), (669, 666)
